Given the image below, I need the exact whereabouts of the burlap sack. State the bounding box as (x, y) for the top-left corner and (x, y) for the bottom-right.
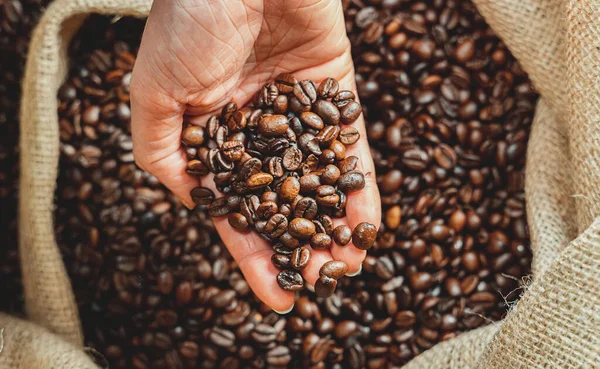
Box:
(10, 0), (598, 367)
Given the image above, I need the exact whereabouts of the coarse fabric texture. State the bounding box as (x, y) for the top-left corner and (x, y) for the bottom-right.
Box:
(11, 0), (599, 367)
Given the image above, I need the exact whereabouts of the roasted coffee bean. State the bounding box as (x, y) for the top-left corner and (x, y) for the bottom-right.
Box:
(221, 102), (238, 123)
(277, 270), (304, 292)
(315, 185), (340, 207)
(332, 225), (352, 246)
(320, 165), (341, 185)
(339, 101), (362, 124)
(332, 90), (356, 108)
(279, 176), (300, 203)
(282, 147), (303, 170)
(264, 214), (288, 238)
(256, 201), (278, 219)
(255, 83), (279, 107)
(339, 127), (360, 145)
(352, 222), (377, 250)
(246, 172), (273, 190)
(294, 197), (318, 220)
(337, 170), (366, 192)
(339, 156), (359, 173)
(315, 276), (337, 298)
(299, 173), (321, 194)
(310, 233), (332, 250)
(313, 99), (340, 125)
(181, 126), (206, 146)
(208, 197), (232, 217)
(288, 218), (316, 239)
(186, 160), (209, 177)
(299, 112), (324, 130)
(319, 261), (348, 279)
(190, 187), (215, 206)
(221, 140), (245, 162)
(294, 80), (318, 106)
(317, 78), (339, 98)
(259, 115), (289, 136)
(227, 110), (247, 132)
(271, 254), (291, 269)
(228, 213), (249, 231)
(316, 125), (340, 147)
(274, 73), (298, 94)
(290, 246), (311, 270)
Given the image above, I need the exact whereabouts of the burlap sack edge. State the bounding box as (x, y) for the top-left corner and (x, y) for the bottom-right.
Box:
(19, 0), (152, 348)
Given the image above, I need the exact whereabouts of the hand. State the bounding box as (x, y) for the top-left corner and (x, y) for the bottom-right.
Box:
(130, 0), (381, 312)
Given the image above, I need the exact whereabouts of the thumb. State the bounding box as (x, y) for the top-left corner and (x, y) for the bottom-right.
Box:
(130, 76), (198, 208)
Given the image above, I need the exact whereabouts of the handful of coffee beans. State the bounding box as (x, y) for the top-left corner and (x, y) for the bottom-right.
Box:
(181, 74), (377, 296)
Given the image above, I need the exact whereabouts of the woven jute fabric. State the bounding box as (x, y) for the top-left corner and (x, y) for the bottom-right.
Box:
(12, 0), (599, 367)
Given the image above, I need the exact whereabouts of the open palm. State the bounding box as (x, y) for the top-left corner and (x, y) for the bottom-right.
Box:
(131, 0), (381, 312)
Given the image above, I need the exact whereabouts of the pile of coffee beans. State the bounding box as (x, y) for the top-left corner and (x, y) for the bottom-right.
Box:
(181, 74), (377, 296)
(0, 0), (51, 314)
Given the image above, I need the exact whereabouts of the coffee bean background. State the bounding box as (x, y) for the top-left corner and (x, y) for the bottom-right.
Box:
(0, 0), (537, 368)
(0, 0), (52, 314)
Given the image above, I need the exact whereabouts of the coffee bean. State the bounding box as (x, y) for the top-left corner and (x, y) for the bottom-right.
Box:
(300, 174), (321, 194)
(288, 218), (316, 239)
(337, 170), (366, 192)
(339, 101), (362, 124)
(313, 99), (340, 125)
(208, 197), (231, 217)
(320, 260), (348, 279)
(256, 201), (278, 219)
(320, 165), (340, 185)
(274, 73), (298, 94)
(181, 126), (206, 146)
(277, 270), (304, 291)
(294, 197), (318, 220)
(332, 225), (352, 246)
(317, 78), (339, 98)
(332, 90), (356, 108)
(279, 176), (300, 203)
(294, 80), (317, 106)
(271, 254), (291, 269)
(299, 112), (324, 130)
(259, 115), (289, 136)
(227, 110), (247, 132)
(246, 172), (273, 190)
(310, 233), (332, 250)
(290, 247), (311, 270)
(339, 156), (359, 174)
(228, 213), (249, 231)
(209, 327), (235, 347)
(315, 276), (337, 297)
(315, 185), (340, 207)
(339, 127), (360, 145)
(190, 187), (215, 206)
(352, 222), (377, 250)
(186, 160), (209, 177)
(282, 147), (303, 170)
(264, 214), (288, 238)
(221, 140), (245, 162)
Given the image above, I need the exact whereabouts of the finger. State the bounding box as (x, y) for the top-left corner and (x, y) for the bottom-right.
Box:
(196, 175), (296, 312)
(330, 218), (366, 275)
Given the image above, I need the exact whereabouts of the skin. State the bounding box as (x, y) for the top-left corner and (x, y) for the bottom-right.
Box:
(130, 0), (381, 312)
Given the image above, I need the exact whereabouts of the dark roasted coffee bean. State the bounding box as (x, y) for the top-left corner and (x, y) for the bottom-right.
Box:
(317, 78), (339, 98)
(337, 170), (365, 192)
(279, 233), (301, 249)
(264, 214), (288, 238)
(221, 101), (238, 122)
(318, 215), (334, 235)
(209, 327), (235, 347)
(329, 140), (346, 161)
(339, 101), (362, 124)
(282, 147), (303, 170)
(208, 197), (231, 217)
(315, 276), (337, 298)
(273, 94), (288, 113)
(288, 218), (316, 239)
(320, 261), (348, 279)
(186, 160), (209, 176)
(332, 225), (352, 246)
(227, 110), (247, 132)
(190, 187), (215, 206)
(299, 111), (324, 130)
(181, 126), (206, 146)
(228, 213), (249, 231)
(315, 185), (340, 207)
(316, 125), (340, 147)
(313, 99), (340, 125)
(294, 197), (318, 220)
(320, 164), (340, 185)
(339, 127), (360, 145)
(274, 73), (298, 94)
(290, 246), (311, 270)
(277, 270), (304, 291)
(332, 90), (356, 108)
(310, 233), (332, 250)
(339, 156), (359, 173)
(271, 253), (291, 269)
(300, 173), (321, 194)
(221, 140), (245, 162)
(294, 80), (317, 106)
(259, 114), (289, 136)
(256, 201), (278, 219)
(255, 83), (279, 107)
(352, 222), (377, 250)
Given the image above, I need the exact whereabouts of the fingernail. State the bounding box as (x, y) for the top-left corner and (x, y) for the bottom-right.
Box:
(346, 264), (362, 277)
(272, 303), (294, 315)
(182, 199), (196, 210)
